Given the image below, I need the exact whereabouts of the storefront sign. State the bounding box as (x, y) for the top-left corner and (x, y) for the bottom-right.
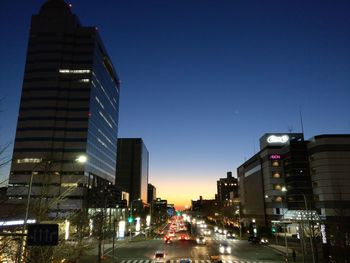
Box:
(267, 135), (289, 144)
(269, 154), (281, 160)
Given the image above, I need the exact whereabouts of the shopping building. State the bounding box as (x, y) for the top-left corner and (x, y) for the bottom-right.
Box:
(237, 133), (350, 260)
(237, 133), (307, 228)
(6, 0), (120, 218)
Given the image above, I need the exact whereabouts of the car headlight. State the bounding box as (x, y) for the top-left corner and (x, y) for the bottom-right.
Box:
(196, 239), (199, 242)
(226, 247), (231, 253)
(219, 246), (225, 253)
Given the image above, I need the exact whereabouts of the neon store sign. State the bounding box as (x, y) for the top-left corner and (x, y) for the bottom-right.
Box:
(269, 154), (281, 160)
(267, 135), (289, 144)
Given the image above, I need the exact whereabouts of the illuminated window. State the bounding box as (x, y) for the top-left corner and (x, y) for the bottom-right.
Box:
(78, 79), (90, 82)
(95, 96), (104, 109)
(272, 172), (281, 178)
(59, 69), (91, 74)
(274, 184), (282, 190)
(97, 137), (108, 149)
(99, 111), (113, 128)
(61, 183), (78, 187)
(272, 161), (280, 167)
(275, 196), (283, 202)
(16, 158), (42, 164)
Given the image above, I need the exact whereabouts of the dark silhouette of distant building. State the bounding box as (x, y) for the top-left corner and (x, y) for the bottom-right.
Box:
(147, 183), (156, 203)
(116, 138), (149, 203)
(217, 172), (238, 202)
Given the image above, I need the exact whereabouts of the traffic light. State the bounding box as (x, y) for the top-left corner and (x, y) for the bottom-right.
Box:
(271, 226), (277, 233)
(128, 217), (134, 223)
(176, 211), (181, 216)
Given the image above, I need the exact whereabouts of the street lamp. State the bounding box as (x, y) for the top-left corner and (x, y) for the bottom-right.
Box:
(281, 187), (315, 263)
(17, 155), (87, 263)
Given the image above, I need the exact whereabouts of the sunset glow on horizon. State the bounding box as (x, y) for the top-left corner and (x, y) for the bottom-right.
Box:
(150, 170), (219, 210)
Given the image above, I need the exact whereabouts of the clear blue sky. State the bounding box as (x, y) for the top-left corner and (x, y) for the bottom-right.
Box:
(1, 0), (350, 207)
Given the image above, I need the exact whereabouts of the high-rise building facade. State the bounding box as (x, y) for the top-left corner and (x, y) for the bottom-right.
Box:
(237, 133), (350, 261)
(237, 133), (308, 227)
(7, 0), (120, 216)
(116, 138), (149, 203)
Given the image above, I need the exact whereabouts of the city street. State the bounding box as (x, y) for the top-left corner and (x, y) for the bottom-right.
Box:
(97, 220), (287, 263)
(101, 238), (286, 263)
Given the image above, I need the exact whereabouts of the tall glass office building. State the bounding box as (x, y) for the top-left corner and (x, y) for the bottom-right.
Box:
(7, 0), (120, 217)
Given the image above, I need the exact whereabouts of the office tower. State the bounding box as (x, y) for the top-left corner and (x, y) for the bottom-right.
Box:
(7, 0), (120, 217)
(116, 138), (149, 203)
(217, 171), (238, 202)
(147, 183), (156, 203)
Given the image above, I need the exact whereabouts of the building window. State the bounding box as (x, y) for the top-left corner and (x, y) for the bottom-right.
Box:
(275, 196), (283, 202)
(272, 172), (281, 178)
(272, 161), (280, 167)
(16, 158), (42, 164)
(274, 184), (282, 190)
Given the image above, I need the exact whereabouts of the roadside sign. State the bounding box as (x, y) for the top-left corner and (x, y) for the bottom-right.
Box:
(27, 224), (58, 246)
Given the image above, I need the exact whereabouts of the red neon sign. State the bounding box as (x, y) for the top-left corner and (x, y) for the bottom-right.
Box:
(269, 154), (281, 160)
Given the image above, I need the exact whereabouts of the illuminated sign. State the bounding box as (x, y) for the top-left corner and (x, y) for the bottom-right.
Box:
(269, 154), (281, 160)
(135, 217), (141, 232)
(321, 224), (327, 244)
(267, 135), (289, 144)
(118, 221), (125, 238)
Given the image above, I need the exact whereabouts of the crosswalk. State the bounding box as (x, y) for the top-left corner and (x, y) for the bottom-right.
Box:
(119, 259), (275, 263)
(153, 237), (230, 242)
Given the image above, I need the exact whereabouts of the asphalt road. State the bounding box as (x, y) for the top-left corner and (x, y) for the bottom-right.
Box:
(104, 228), (285, 263)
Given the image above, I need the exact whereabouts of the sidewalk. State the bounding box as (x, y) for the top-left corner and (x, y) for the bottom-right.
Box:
(267, 244), (302, 262)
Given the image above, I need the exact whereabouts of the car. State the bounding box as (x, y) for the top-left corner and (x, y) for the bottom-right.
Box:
(179, 259), (192, 263)
(179, 233), (190, 240)
(226, 232), (236, 239)
(260, 237), (269, 244)
(248, 236), (268, 244)
(219, 244), (231, 254)
(196, 235), (206, 245)
(154, 251), (166, 263)
(164, 235), (171, 244)
(203, 229), (211, 235)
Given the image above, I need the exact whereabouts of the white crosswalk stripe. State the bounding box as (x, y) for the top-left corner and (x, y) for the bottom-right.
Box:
(118, 259), (277, 263)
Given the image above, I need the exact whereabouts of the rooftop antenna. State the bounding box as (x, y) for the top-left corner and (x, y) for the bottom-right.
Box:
(299, 107), (305, 136)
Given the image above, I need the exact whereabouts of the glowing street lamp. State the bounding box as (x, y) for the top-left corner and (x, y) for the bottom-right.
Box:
(76, 155), (87, 163)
